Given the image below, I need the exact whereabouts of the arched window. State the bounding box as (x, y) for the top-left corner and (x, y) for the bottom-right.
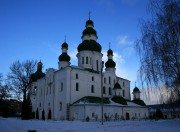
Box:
(103, 86), (106, 94)
(86, 57), (88, 64)
(123, 89), (125, 97)
(59, 102), (62, 111)
(61, 83), (63, 92)
(96, 60), (99, 71)
(82, 57), (84, 64)
(76, 73), (78, 79)
(109, 87), (111, 95)
(76, 83), (79, 91)
(109, 76), (111, 84)
(91, 85), (94, 93)
(104, 78), (106, 83)
(92, 76), (94, 81)
(34, 86), (37, 93)
(123, 82), (125, 86)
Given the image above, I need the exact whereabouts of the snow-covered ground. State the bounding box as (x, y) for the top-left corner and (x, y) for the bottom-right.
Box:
(0, 118), (179, 132)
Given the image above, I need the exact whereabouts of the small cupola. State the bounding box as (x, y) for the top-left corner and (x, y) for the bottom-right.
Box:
(113, 82), (122, 97)
(132, 84), (141, 100)
(105, 47), (116, 72)
(30, 61), (45, 82)
(58, 41), (71, 69)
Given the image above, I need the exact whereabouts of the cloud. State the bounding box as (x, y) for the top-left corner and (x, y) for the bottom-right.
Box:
(117, 35), (133, 46)
(123, 46), (135, 56)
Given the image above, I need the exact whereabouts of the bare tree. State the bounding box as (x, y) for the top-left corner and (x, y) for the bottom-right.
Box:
(136, 0), (180, 102)
(8, 60), (37, 101)
(0, 74), (11, 100)
(8, 60), (37, 119)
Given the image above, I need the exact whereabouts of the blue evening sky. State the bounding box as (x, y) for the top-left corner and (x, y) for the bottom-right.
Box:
(0, 0), (150, 92)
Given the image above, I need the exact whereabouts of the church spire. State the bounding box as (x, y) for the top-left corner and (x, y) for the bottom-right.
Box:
(88, 11), (91, 20)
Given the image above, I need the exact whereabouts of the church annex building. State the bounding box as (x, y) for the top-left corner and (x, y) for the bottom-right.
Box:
(30, 18), (149, 121)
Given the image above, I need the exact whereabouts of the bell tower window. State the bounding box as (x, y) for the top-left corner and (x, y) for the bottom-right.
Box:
(96, 60), (99, 71)
(86, 57), (88, 64)
(82, 57), (84, 64)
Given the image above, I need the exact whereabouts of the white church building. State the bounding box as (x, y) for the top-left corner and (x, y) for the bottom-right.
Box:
(30, 18), (149, 121)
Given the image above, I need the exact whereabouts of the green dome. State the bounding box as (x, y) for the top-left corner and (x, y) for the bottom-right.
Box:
(77, 40), (102, 52)
(62, 42), (68, 48)
(111, 96), (127, 105)
(114, 82), (122, 89)
(132, 99), (146, 106)
(82, 27), (97, 36)
(105, 59), (116, 68)
(86, 20), (94, 27)
(133, 87), (140, 92)
(107, 49), (113, 55)
(59, 53), (70, 62)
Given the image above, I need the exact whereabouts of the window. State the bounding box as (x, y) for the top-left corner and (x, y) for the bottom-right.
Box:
(76, 73), (78, 79)
(92, 76), (94, 81)
(34, 86), (37, 93)
(123, 89), (125, 97)
(96, 60), (99, 71)
(104, 78), (106, 83)
(103, 86), (106, 94)
(123, 82), (125, 86)
(61, 83), (63, 92)
(59, 102), (62, 111)
(91, 85), (94, 93)
(48, 102), (50, 106)
(86, 57), (88, 64)
(82, 57), (84, 64)
(92, 112), (95, 118)
(76, 83), (79, 91)
(109, 76), (111, 84)
(109, 87), (111, 95)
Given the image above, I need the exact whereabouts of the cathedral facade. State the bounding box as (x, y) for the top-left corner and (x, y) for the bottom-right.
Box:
(30, 19), (149, 121)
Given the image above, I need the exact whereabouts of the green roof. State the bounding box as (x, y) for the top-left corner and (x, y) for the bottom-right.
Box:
(73, 96), (110, 104)
(77, 40), (102, 52)
(82, 27), (97, 36)
(114, 82), (122, 89)
(111, 96), (127, 105)
(86, 20), (94, 27)
(30, 70), (45, 82)
(133, 87), (140, 92)
(59, 53), (70, 62)
(105, 59), (116, 68)
(107, 49), (113, 55)
(62, 42), (68, 48)
(132, 99), (146, 106)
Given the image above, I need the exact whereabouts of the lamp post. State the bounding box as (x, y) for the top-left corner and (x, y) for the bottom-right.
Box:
(101, 61), (104, 125)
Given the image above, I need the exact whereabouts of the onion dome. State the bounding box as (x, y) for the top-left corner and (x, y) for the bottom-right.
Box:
(86, 20), (94, 27)
(107, 49), (113, 55)
(105, 59), (116, 68)
(30, 61), (45, 82)
(133, 86), (140, 92)
(114, 82), (122, 89)
(62, 42), (68, 49)
(59, 53), (70, 62)
(77, 40), (102, 52)
(82, 27), (97, 37)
